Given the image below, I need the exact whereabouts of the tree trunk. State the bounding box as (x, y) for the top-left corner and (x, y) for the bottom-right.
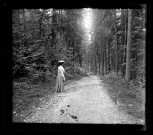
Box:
(51, 9), (56, 48)
(109, 43), (112, 73)
(115, 10), (118, 74)
(121, 9), (125, 77)
(21, 9), (26, 32)
(99, 45), (101, 75)
(38, 11), (45, 39)
(73, 42), (75, 69)
(102, 43), (105, 75)
(108, 43), (111, 73)
(88, 51), (90, 71)
(106, 43), (108, 74)
(79, 54), (82, 67)
(105, 43), (107, 74)
(122, 9), (128, 78)
(104, 43), (106, 75)
(99, 56), (100, 74)
(101, 44), (104, 76)
(95, 54), (97, 74)
(125, 9), (132, 81)
(142, 10), (146, 83)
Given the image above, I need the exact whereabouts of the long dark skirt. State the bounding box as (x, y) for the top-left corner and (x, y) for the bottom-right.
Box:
(55, 74), (64, 92)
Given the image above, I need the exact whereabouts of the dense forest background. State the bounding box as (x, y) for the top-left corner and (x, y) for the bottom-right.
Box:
(12, 8), (146, 122)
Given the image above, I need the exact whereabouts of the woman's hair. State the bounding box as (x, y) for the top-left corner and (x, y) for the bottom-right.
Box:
(58, 62), (64, 66)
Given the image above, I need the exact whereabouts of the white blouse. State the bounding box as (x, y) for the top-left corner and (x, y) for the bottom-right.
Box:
(58, 66), (65, 78)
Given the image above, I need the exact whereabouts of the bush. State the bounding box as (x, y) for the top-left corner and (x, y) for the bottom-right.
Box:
(13, 78), (55, 122)
(104, 71), (119, 80)
(64, 66), (88, 81)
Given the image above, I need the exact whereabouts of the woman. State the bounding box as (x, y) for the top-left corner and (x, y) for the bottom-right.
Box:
(55, 60), (65, 93)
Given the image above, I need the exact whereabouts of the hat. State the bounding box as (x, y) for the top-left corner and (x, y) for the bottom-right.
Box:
(58, 60), (64, 63)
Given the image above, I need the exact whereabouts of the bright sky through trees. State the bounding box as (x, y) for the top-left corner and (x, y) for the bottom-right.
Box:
(82, 8), (93, 45)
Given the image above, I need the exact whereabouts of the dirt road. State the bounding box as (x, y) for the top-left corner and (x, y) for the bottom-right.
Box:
(24, 75), (142, 124)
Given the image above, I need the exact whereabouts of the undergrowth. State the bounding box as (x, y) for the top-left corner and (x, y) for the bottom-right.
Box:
(13, 67), (88, 122)
(101, 72), (145, 121)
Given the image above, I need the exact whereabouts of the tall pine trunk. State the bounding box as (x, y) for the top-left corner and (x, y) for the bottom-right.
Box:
(122, 9), (128, 78)
(108, 43), (111, 73)
(101, 44), (104, 76)
(109, 43), (112, 73)
(103, 44), (106, 75)
(99, 44), (102, 75)
(105, 43), (108, 74)
(115, 10), (118, 74)
(94, 54), (97, 74)
(125, 9), (132, 81)
(103, 43), (106, 75)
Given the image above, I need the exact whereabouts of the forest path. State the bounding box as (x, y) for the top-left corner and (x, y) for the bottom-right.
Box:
(24, 75), (141, 123)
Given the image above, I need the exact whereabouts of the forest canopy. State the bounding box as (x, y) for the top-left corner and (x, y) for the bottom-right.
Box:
(12, 8), (146, 84)
(12, 7), (146, 123)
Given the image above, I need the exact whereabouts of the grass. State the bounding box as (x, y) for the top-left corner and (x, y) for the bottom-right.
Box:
(13, 67), (88, 122)
(13, 79), (56, 122)
(100, 72), (145, 121)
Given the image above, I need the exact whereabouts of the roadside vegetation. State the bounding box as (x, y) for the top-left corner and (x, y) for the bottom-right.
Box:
(12, 9), (88, 122)
(13, 67), (88, 122)
(101, 72), (145, 121)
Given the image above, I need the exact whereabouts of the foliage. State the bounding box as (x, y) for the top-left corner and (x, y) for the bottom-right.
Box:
(130, 9), (145, 82)
(12, 9), (84, 81)
(12, 8), (145, 122)
(12, 9), (88, 122)
(89, 8), (145, 84)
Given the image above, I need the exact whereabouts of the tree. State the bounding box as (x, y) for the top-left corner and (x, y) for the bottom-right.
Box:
(125, 9), (132, 81)
(130, 8), (146, 83)
(13, 9), (86, 82)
